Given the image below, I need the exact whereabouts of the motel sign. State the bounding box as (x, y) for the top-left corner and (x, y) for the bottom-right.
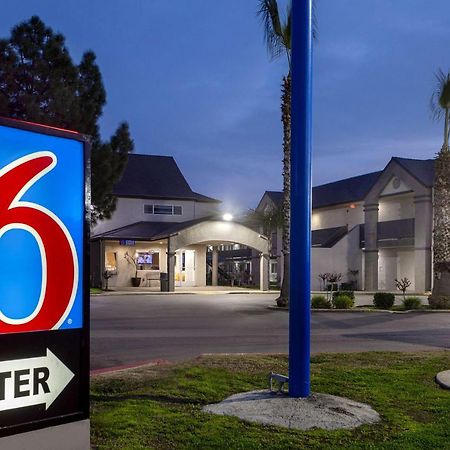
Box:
(0, 118), (89, 439)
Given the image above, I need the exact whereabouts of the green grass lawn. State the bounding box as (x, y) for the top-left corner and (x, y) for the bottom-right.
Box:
(90, 287), (103, 294)
(91, 352), (450, 449)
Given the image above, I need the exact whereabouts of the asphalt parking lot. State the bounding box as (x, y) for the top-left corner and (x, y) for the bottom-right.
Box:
(90, 293), (450, 370)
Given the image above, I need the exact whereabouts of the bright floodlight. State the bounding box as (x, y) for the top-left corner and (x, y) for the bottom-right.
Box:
(223, 213), (233, 221)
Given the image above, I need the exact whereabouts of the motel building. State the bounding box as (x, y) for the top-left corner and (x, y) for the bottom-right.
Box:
(90, 154), (271, 291)
(255, 157), (435, 293)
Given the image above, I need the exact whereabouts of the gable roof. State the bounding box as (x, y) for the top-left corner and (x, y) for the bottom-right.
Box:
(313, 171), (381, 209)
(113, 154), (220, 203)
(391, 157), (434, 187)
(260, 172), (381, 210)
(266, 191), (283, 205)
(260, 157), (435, 210)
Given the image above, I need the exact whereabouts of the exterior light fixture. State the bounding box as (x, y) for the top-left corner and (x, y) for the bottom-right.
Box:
(223, 213), (233, 221)
(349, 204), (356, 209)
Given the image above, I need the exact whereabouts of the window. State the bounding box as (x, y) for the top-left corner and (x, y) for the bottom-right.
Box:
(144, 204), (183, 215)
(105, 252), (117, 272)
(154, 205), (173, 215)
(270, 262), (278, 283)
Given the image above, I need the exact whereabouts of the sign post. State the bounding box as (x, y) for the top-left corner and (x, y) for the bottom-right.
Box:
(0, 118), (90, 447)
(289, 0), (313, 398)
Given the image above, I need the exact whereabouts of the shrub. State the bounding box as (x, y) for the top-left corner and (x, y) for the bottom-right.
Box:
(332, 294), (354, 309)
(402, 297), (422, 310)
(332, 290), (355, 300)
(311, 295), (332, 309)
(428, 295), (450, 310)
(373, 292), (395, 309)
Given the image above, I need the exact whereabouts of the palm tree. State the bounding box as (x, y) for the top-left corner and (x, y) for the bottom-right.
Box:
(430, 69), (450, 300)
(257, 0), (316, 306)
(248, 205), (283, 256)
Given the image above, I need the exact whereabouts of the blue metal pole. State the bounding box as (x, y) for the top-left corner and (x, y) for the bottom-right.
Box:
(289, 0), (313, 398)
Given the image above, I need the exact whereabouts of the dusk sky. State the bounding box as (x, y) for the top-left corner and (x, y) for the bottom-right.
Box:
(1, 1), (449, 213)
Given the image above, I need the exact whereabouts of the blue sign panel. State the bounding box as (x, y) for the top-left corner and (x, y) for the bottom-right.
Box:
(120, 239), (136, 246)
(0, 124), (84, 333)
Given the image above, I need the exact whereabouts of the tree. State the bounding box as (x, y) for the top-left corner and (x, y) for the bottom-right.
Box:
(248, 204), (283, 257)
(0, 16), (133, 222)
(430, 69), (450, 300)
(257, 1), (316, 306)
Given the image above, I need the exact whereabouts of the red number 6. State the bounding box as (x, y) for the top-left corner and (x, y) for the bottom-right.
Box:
(0, 152), (78, 333)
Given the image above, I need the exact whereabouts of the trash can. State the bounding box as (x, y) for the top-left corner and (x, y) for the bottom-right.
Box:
(160, 272), (169, 292)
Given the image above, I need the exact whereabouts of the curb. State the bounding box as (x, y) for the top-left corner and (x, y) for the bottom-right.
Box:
(90, 359), (170, 376)
(91, 290), (279, 296)
(267, 306), (450, 313)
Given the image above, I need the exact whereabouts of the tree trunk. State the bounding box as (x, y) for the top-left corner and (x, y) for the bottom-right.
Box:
(276, 74), (291, 307)
(431, 143), (450, 299)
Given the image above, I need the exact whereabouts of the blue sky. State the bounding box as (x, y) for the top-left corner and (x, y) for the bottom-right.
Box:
(1, 1), (449, 212)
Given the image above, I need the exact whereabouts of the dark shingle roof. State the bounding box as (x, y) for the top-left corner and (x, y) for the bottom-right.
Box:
(113, 154), (220, 203)
(392, 157), (434, 187)
(312, 226), (348, 247)
(263, 158), (435, 210)
(266, 191), (283, 205)
(263, 172), (381, 209)
(92, 217), (216, 241)
(312, 171), (382, 209)
(92, 222), (172, 240)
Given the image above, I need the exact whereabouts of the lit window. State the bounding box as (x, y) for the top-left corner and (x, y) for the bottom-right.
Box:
(154, 205), (173, 215)
(105, 252), (117, 271)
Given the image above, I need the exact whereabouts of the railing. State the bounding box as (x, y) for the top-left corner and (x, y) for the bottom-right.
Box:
(359, 218), (415, 248)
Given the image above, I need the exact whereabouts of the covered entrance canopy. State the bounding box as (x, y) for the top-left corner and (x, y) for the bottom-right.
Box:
(91, 218), (270, 291)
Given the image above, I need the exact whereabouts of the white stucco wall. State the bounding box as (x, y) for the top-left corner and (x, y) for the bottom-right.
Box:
(378, 193), (414, 222)
(378, 248), (415, 291)
(311, 227), (362, 291)
(378, 248), (398, 291)
(312, 203), (364, 231)
(103, 241), (167, 288)
(397, 249), (415, 291)
(380, 176), (412, 196)
(93, 197), (220, 235)
(170, 221), (269, 254)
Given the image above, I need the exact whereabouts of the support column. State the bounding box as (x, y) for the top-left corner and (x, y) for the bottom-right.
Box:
(260, 253), (269, 291)
(167, 238), (176, 292)
(364, 202), (379, 291)
(414, 194), (433, 292)
(212, 246), (218, 286)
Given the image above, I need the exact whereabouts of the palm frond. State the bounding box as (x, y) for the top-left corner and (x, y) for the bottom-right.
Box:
(257, 0), (285, 60)
(284, 3), (292, 51)
(430, 68), (450, 121)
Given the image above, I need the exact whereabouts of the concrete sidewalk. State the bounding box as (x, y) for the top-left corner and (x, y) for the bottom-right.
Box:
(92, 288), (429, 306)
(93, 286), (280, 296)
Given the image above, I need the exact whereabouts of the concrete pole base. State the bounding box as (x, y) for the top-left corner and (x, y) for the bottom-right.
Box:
(203, 390), (380, 430)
